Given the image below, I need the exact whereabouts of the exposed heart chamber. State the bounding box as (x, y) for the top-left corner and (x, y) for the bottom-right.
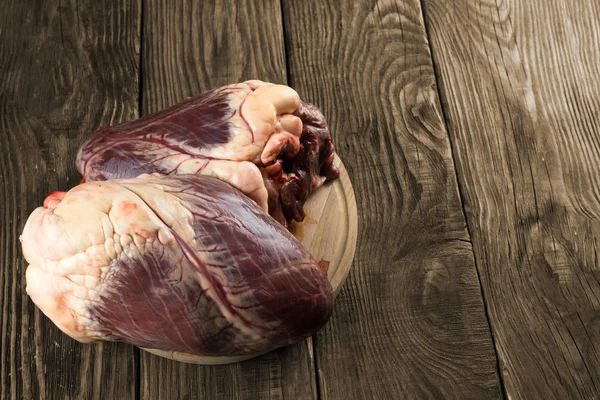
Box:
(21, 81), (338, 356)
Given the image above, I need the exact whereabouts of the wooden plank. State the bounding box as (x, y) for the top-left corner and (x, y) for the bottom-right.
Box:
(139, 1), (318, 399)
(421, 0), (600, 397)
(282, 1), (503, 398)
(0, 0), (140, 399)
(142, 0), (288, 113)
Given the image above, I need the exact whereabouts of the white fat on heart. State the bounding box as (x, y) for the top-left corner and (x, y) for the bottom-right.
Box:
(197, 82), (301, 162)
(20, 178), (197, 343)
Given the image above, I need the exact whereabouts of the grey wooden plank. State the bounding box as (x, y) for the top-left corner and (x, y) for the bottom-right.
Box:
(0, 0), (140, 398)
(139, 1), (317, 398)
(421, 0), (600, 397)
(142, 0), (288, 114)
(282, 0), (503, 398)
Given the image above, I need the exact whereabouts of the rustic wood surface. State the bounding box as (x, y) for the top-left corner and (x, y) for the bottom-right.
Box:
(0, 0), (140, 399)
(2, 0), (600, 398)
(282, 1), (502, 398)
(422, 0), (600, 398)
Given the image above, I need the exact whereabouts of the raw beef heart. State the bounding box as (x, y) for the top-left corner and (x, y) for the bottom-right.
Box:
(20, 174), (333, 356)
(76, 80), (339, 227)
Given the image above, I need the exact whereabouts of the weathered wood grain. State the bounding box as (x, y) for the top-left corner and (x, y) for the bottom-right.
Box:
(0, 0), (140, 399)
(282, 1), (502, 398)
(142, 0), (288, 114)
(422, 0), (600, 397)
(139, 1), (317, 399)
(141, 343), (317, 400)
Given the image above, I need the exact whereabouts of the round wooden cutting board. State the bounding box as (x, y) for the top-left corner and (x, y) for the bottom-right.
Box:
(142, 155), (357, 365)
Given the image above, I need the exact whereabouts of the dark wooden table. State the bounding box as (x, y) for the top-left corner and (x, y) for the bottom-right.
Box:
(2, 0), (600, 399)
